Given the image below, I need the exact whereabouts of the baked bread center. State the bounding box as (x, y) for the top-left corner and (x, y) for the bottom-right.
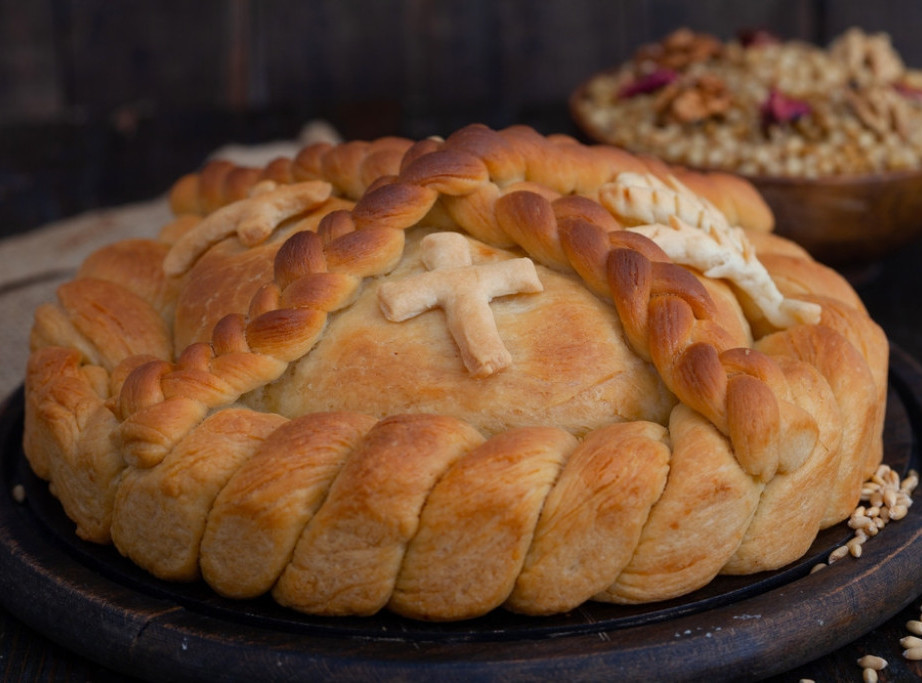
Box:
(256, 229), (676, 435)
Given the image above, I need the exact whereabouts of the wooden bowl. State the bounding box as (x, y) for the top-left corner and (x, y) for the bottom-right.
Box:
(745, 169), (922, 266)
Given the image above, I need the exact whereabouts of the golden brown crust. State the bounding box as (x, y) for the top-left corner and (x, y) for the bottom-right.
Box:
(111, 408), (287, 581)
(268, 229), (675, 436)
(390, 427), (576, 620)
(272, 414), (484, 616)
(599, 404), (764, 603)
(77, 239), (180, 318)
(201, 411), (378, 598)
(31, 278), (172, 372)
(22, 123), (886, 621)
(506, 421), (669, 615)
(721, 356), (840, 573)
(755, 323), (884, 526)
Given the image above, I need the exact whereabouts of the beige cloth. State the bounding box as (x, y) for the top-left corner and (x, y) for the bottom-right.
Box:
(0, 121), (343, 401)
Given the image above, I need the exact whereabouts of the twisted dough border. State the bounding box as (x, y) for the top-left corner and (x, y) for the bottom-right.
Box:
(24, 124), (887, 620)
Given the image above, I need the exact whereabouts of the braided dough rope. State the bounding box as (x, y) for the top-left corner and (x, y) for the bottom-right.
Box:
(167, 136), (415, 216)
(160, 126), (798, 479)
(25, 238), (179, 543)
(117, 223), (406, 470)
(23, 124), (887, 620)
(121, 125), (786, 473)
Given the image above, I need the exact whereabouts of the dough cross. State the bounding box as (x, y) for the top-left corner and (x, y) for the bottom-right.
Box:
(378, 232), (543, 378)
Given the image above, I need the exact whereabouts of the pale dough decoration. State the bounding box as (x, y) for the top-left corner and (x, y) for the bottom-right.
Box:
(164, 180), (332, 277)
(601, 171), (729, 233)
(603, 172), (822, 329)
(377, 231), (544, 377)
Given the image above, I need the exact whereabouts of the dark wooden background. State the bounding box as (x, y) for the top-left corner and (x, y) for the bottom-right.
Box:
(4, 0), (922, 237)
(5, 3), (922, 681)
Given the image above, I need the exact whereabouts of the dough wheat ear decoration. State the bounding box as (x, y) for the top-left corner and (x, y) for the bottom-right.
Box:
(378, 232), (543, 377)
(602, 172), (822, 329)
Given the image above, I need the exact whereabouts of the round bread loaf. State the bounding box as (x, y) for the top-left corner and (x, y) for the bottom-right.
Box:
(23, 124), (887, 621)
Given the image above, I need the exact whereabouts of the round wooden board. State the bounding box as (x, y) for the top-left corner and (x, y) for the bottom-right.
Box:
(2, 348), (922, 682)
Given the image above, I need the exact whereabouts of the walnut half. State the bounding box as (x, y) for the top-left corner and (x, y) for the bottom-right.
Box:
(654, 74), (732, 124)
(634, 28), (723, 72)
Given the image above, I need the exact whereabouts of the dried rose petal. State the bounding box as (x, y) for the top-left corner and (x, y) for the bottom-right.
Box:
(738, 28), (780, 48)
(618, 69), (678, 98)
(895, 81), (922, 101)
(760, 88), (812, 127)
